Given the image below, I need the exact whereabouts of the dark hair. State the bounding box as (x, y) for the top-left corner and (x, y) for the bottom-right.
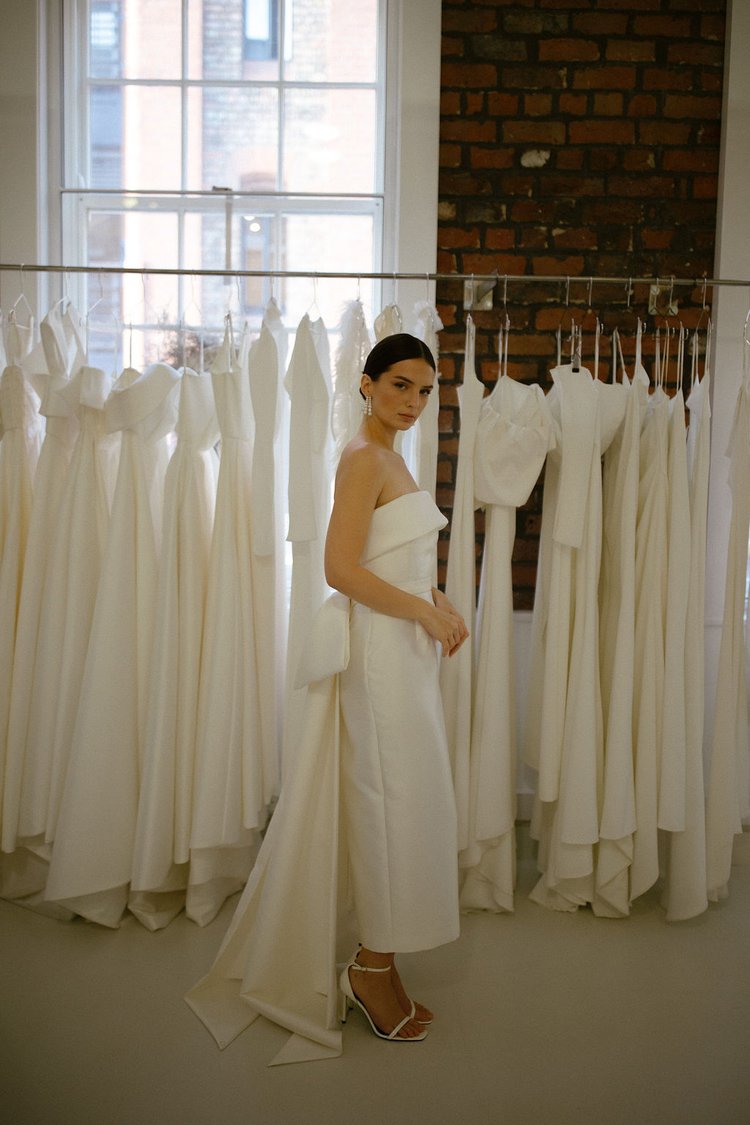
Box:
(363, 333), (436, 380)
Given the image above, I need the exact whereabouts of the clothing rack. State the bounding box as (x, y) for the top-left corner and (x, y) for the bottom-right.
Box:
(1, 262), (750, 289)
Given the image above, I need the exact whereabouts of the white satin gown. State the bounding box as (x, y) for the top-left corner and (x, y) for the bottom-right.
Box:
(187, 490), (459, 1064)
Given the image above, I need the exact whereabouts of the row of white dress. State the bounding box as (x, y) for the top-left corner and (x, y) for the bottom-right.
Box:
(1, 296), (745, 931)
(0, 297), (442, 929)
(445, 317), (737, 924)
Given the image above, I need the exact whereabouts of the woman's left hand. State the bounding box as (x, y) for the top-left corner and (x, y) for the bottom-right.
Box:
(431, 588), (469, 657)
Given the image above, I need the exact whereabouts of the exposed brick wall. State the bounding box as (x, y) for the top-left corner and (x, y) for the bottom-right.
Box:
(435, 0), (726, 605)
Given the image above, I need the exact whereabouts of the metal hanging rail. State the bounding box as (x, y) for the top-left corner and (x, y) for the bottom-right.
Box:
(1, 262), (750, 288)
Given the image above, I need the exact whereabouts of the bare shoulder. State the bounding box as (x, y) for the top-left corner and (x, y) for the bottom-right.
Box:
(335, 438), (391, 492)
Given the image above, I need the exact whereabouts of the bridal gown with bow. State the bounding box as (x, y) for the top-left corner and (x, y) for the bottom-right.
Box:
(44, 362), (179, 925)
(187, 490), (460, 1065)
(460, 373), (551, 912)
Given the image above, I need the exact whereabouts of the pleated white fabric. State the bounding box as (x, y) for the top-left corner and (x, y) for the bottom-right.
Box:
(129, 368), (220, 930)
(664, 359), (710, 921)
(460, 374), (551, 912)
(282, 314), (332, 776)
(706, 367), (750, 901)
(44, 363), (179, 926)
(331, 300), (371, 460)
(5, 365), (117, 889)
(595, 360), (648, 917)
(630, 386), (670, 901)
(412, 301), (443, 500)
(526, 365), (626, 912)
(1, 306), (81, 862)
(186, 490), (458, 1064)
(440, 317), (485, 852)
(0, 328), (42, 891)
(188, 320), (275, 926)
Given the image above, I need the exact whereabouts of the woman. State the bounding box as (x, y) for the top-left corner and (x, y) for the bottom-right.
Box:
(186, 333), (466, 1061)
(328, 332), (468, 1041)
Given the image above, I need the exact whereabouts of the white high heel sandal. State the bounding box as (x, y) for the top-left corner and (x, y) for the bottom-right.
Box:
(338, 958), (428, 1043)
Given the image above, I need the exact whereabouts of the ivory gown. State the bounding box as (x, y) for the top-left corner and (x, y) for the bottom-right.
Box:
(187, 490), (459, 1064)
(460, 373), (551, 912)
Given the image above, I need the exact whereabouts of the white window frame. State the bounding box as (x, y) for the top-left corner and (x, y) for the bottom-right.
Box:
(45, 0), (441, 326)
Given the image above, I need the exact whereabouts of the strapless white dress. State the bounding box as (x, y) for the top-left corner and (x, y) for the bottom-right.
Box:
(186, 490), (459, 1064)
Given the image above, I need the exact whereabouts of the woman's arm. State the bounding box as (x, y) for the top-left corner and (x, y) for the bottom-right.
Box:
(324, 447), (468, 656)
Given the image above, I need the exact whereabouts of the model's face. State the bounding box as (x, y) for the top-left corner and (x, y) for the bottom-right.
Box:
(362, 357), (436, 430)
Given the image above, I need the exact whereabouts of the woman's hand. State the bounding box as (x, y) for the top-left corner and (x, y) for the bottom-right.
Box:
(417, 589), (469, 657)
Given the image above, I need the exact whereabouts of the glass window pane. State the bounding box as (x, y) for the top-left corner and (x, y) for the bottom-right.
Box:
(89, 0), (183, 80)
(284, 0), (378, 83)
(188, 86), (279, 191)
(283, 88), (376, 193)
(90, 86), (182, 189)
(279, 212), (374, 324)
(187, 0), (280, 81)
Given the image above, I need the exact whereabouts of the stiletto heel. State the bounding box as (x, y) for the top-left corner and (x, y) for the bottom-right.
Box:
(338, 957), (428, 1043)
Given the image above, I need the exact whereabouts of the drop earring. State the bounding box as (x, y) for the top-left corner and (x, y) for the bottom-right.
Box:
(363, 394), (372, 416)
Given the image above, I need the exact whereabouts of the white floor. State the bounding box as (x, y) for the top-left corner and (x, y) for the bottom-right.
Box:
(2, 836), (750, 1125)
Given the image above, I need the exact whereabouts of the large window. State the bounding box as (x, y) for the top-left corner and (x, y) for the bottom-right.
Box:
(60, 0), (387, 368)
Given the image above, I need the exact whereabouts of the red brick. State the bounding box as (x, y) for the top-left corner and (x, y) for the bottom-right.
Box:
(667, 42), (724, 66)
(589, 150), (620, 172)
(464, 92), (485, 115)
(539, 174), (606, 197)
(519, 228), (549, 250)
(442, 11), (498, 34)
(662, 149), (719, 173)
(524, 93), (553, 116)
(627, 94), (658, 117)
(608, 175), (676, 197)
(664, 94), (722, 119)
(502, 66), (567, 90)
(552, 228), (598, 250)
(606, 40), (656, 62)
(532, 255), (586, 276)
(437, 227), (481, 249)
(639, 121), (692, 144)
(440, 91), (460, 116)
(641, 230), (675, 249)
(556, 149), (584, 169)
(693, 177), (718, 199)
(499, 173), (541, 196)
(701, 14), (726, 40)
(441, 119), (497, 142)
(485, 228), (516, 251)
(569, 119), (634, 144)
(439, 143), (461, 168)
(503, 120), (566, 144)
(439, 171), (492, 195)
(701, 72), (723, 93)
(510, 201), (559, 222)
(572, 13), (627, 34)
(463, 252), (528, 275)
(593, 92), (624, 116)
(506, 333), (558, 357)
(436, 251), (456, 273)
(441, 35), (464, 58)
(643, 68), (694, 90)
(623, 147), (656, 171)
(470, 148), (514, 170)
(441, 62), (498, 89)
(539, 39), (600, 62)
(573, 66), (637, 90)
(634, 14), (692, 37)
(559, 93), (588, 116)
(487, 92), (521, 116)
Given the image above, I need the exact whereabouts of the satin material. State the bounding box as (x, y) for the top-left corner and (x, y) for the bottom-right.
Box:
(186, 490), (459, 1064)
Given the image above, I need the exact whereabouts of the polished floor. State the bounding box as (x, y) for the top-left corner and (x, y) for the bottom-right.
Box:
(2, 832), (749, 1125)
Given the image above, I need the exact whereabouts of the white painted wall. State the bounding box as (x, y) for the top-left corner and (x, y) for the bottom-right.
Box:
(0, 0), (42, 312)
(703, 0), (750, 766)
